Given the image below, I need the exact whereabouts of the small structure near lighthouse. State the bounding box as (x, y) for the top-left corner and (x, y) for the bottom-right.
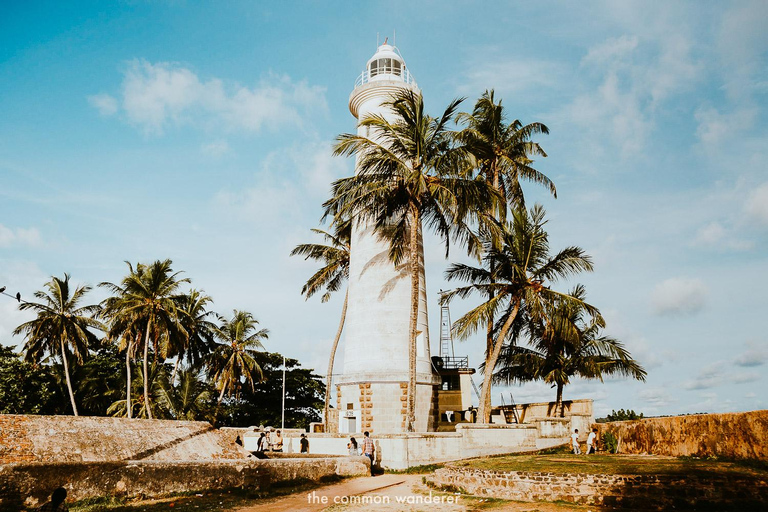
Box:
(335, 41), (441, 434)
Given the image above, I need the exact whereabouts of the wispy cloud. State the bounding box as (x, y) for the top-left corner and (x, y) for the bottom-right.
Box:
(651, 277), (707, 316)
(0, 224), (42, 248)
(683, 364), (723, 390)
(90, 59), (327, 135)
(200, 140), (230, 157)
(745, 182), (768, 227)
(733, 341), (768, 367)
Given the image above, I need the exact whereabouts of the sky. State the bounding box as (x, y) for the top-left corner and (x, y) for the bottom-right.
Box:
(1, 1), (767, 418)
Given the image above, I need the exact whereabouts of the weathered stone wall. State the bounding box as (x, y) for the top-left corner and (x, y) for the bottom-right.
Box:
(1, 457), (370, 509)
(599, 410), (768, 460)
(0, 415), (245, 464)
(427, 465), (768, 509)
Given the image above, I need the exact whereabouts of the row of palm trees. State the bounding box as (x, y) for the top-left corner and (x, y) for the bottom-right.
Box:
(13, 260), (268, 420)
(294, 89), (645, 427)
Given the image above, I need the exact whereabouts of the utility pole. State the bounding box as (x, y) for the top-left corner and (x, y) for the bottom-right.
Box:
(281, 356), (286, 430)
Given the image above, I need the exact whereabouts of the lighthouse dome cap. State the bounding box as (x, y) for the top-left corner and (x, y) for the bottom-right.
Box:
(366, 43), (405, 67)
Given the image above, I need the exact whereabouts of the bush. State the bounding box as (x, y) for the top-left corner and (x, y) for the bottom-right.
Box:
(602, 431), (618, 453)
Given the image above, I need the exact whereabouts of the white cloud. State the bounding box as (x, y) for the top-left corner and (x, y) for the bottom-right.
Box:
(732, 371), (759, 384)
(733, 341), (768, 367)
(87, 93), (118, 116)
(693, 221), (753, 251)
(651, 277), (708, 316)
(582, 35), (639, 67)
(91, 59), (327, 135)
(638, 388), (677, 407)
(200, 140), (230, 157)
(745, 182), (768, 227)
(0, 224), (42, 248)
(694, 105), (756, 147)
(683, 364), (722, 390)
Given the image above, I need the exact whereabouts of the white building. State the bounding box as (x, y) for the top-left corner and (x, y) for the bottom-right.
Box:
(335, 42), (440, 434)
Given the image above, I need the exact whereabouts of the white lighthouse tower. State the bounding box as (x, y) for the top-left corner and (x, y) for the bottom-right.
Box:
(336, 42), (439, 434)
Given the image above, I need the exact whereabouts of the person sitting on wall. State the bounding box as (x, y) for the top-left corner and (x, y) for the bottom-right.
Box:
(571, 429), (582, 454)
(254, 432), (269, 459)
(235, 435), (243, 447)
(300, 433), (309, 453)
(273, 430), (284, 452)
(37, 487), (68, 512)
(348, 437), (359, 455)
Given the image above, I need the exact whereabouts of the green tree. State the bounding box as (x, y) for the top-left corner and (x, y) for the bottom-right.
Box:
(328, 89), (500, 431)
(0, 346), (63, 415)
(75, 344), (125, 416)
(443, 205), (600, 422)
(157, 367), (213, 421)
(106, 361), (172, 419)
(455, 90), (556, 415)
(208, 310), (268, 422)
(218, 352), (324, 429)
(290, 219), (350, 428)
(495, 285), (646, 416)
(169, 289), (216, 385)
(100, 259), (189, 419)
(13, 274), (103, 416)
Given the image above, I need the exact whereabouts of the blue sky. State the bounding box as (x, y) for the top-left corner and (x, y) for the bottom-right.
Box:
(2, 1), (767, 417)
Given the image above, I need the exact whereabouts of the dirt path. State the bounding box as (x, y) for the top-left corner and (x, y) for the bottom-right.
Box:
(233, 474), (591, 512)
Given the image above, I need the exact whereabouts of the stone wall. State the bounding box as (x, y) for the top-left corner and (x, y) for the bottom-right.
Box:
(599, 410), (768, 460)
(0, 415), (245, 464)
(1, 457), (369, 509)
(427, 465), (768, 509)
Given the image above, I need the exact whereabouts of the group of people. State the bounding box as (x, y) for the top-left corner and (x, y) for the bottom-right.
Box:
(347, 431), (376, 476)
(571, 428), (599, 454)
(234, 428), (284, 456)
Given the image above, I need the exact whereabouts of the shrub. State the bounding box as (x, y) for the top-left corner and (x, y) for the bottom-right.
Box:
(602, 431), (619, 453)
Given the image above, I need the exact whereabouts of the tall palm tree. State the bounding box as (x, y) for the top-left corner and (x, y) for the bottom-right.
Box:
(456, 90), (556, 415)
(290, 219), (351, 428)
(495, 285), (646, 416)
(14, 274), (103, 416)
(157, 367), (213, 421)
(443, 205), (600, 423)
(208, 310), (268, 423)
(100, 259), (189, 419)
(168, 289), (216, 385)
(106, 361), (172, 419)
(327, 89), (500, 431)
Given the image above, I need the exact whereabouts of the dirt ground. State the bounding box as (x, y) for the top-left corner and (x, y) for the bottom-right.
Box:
(232, 474), (592, 512)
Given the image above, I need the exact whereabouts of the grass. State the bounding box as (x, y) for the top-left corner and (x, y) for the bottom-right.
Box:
(50, 476), (347, 512)
(385, 463), (444, 474)
(452, 451), (768, 479)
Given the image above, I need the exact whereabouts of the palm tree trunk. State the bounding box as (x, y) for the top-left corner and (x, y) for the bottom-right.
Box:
(126, 339), (133, 419)
(212, 383), (227, 427)
(171, 358), (180, 387)
(556, 382), (564, 418)
(478, 300), (520, 423)
(324, 289), (348, 429)
(143, 317), (153, 419)
(60, 338), (79, 416)
(406, 205), (420, 432)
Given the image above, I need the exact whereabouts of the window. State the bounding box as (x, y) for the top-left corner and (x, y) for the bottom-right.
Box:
(370, 60), (378, 77)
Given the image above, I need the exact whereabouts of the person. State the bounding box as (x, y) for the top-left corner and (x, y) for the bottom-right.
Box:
(587, 428), (598, 454)
(347, 437), (359, 455)
(361, 431), (375, 476)
(265, 428), (273, 451)
(235, 435), (243, 447)
(37, 487), (68, 512)
(273, 430), (283, 452)
(300, 433), (309, 453)
(257, 432), (268, 452)
(571, 429), (581, 454)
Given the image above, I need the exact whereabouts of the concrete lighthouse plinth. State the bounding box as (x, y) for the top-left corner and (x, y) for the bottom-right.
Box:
(336, 43), (440, 434)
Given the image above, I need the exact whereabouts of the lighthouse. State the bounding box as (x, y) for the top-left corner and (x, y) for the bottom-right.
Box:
(335, 42), (440, 434)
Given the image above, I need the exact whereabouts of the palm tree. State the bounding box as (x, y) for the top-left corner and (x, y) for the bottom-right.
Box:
(13, 274), (103, 416)
(455, 90), (556, 415)
(495, 285), (646, 416)
(157, 367), (213, 421)
(327, 89), (500, 431)
(106, 361), (172, 419)
(443, 205), (601, 423)
(290, 219), (351, 428)
(168, 290), (216, 385)
(100, 259), (189, 419)
(208, 310), (268, 423)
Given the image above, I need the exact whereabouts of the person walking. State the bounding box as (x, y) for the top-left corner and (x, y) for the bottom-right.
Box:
(571, 429), (582, 454)
(587, 428), (598, 454)
(361, 431), (375, 476)
(300, 433), (309, 453)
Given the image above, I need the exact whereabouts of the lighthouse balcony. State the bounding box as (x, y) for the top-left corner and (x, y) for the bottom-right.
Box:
(354, 66), (415, 88)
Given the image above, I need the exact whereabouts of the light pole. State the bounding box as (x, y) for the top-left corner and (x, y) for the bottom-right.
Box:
(281, 356), (286, 430)
(0, 286), (23, 303)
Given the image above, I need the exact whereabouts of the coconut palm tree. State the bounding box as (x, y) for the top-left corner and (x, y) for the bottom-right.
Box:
(107, 361), (172, 419)
(495, 285), (646, 416)
(13, 274), (103, 416)
(327, 89), (501, 431)
(157, 367), (213, 421)
(443, 205), (601, 423)
(455, 90), (556, 416)
(290, 219), (351, 428)
(168, 289), (216, 385)
(100, 259), (189, 419)
(208, 310), (268, 423)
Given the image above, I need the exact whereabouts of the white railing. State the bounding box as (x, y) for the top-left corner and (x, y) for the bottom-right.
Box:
(355, 67), (416, 88)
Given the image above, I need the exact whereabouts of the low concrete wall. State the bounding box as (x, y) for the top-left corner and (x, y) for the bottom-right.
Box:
(427, 464), (768, 509)
(0, 457), (369, 510)
(599, 410), (768, 460)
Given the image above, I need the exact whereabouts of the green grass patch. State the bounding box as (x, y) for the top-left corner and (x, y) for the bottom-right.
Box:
(386, 462), (444, 474)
